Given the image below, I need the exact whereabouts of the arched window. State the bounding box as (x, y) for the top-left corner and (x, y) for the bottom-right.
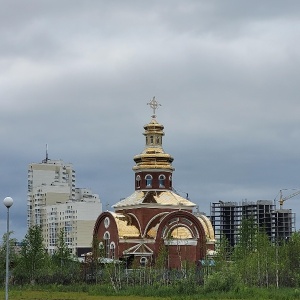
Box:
(136, 175), (141, 188)
(150, 136), (154, 144)
(145, 174), (152, 188)
(159, 174), (166, 188)
(170, 226), (193, 239)
(156, 136), (160, 144)
(169, 175), (172, 188)
(110, 242), (116, 259)
(140, 256), (148, 267)
(104, 217), (110, 228)
(103, 231), (110, 258)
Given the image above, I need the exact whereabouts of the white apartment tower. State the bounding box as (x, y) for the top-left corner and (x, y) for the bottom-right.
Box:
(27, 153), (102, 256)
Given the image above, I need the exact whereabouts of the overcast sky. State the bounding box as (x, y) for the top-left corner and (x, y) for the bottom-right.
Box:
(1, 1), (300, 241)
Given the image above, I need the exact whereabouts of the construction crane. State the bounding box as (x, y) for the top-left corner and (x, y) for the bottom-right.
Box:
(278, 189), (300, 209)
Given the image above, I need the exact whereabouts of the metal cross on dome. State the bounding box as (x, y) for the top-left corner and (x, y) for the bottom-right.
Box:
(147, 96), (161, 119)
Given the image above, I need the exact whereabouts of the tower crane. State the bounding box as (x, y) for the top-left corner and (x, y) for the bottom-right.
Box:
(278, 189), (300, 209)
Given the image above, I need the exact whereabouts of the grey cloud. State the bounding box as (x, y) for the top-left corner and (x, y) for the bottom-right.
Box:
(2, 1), (300, 242)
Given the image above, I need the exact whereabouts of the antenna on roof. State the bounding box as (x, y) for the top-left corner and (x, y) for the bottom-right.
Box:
(42, 144), (49, 163)
(46, 144), (49, 162)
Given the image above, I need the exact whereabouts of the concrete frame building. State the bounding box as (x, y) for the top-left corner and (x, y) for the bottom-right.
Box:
(210, 200), (295, 247)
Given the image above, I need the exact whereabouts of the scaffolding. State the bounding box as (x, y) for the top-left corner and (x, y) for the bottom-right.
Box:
(210, 200), (295, 247)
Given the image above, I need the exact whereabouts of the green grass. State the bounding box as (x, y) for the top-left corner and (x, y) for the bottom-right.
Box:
(0, 290), (169, 300)
(2, 284), (300, 300)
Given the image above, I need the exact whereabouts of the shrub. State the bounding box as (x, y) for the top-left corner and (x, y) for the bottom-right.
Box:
(204, 269), (241, 293)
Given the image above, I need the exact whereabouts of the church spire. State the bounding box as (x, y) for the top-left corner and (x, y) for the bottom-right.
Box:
(132, 98), (174, 191)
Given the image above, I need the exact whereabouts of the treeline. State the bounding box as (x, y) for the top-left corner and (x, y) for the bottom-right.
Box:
(207, 218), (300, 291)
(0, 226), (81, 285)
(1, 220), (300, 294)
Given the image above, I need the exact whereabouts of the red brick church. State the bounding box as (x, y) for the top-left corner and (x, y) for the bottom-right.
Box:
(93, 98), (215, 268)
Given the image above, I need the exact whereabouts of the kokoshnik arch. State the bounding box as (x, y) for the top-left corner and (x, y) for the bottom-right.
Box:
(93, 97), (215, 268)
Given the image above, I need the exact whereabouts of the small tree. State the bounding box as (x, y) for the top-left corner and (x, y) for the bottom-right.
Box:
(90, 234), (101, 283)
(50, 228), (80, 284)
(279, 231), (300, 287)
(234, 217), (257, 261)
(0, 232), (18, 281)
(52, 228), (72, 266)
(14, 225), (48, 284)
(214, 234), (232, 271)
(154, 242), (169, 285)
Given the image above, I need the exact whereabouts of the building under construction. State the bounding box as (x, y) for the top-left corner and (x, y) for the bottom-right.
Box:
(210, 200), (295, 247)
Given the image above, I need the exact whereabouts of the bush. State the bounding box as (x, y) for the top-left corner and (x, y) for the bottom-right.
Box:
(204, 269), (241, 293)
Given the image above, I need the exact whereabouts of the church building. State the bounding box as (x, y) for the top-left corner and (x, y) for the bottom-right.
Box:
(93, 98), (215, 268)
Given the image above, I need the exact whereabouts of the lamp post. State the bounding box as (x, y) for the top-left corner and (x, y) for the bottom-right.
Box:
(3, 197), (13, 300)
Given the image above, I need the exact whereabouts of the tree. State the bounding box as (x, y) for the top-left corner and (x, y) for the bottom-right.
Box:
(0, 231), (18, 281)
(14, 225), (49, 284)
(278, 231), (300, 287)
(52, 228), (72, 266)
(51, 228), (80, 284)
(234, 217), (257, 260)
(214, 234), (232, 272)
(90, 234), (101, 283)
(233, 217), (258, 286)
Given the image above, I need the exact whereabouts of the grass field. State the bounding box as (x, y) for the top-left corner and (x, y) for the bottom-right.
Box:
(0, 290), (170, 300)
(2, 285), (300, 300)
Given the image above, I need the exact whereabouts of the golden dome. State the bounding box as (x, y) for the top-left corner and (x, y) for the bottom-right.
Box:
(133, 118), (174, 171)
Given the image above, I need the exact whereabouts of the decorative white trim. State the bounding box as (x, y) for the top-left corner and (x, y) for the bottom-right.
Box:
(164, 239), (197, 246)
(134, 169), (172, 173)
(163, 223), (197, 239)
(127, 213), (142, 234)
(115, 204), (194, 210)
(104, 231), (110, 239)
(104, 217), (110, 229)
(140, 257), (148, 265)
(123, 243), (154, 255)
(143, 212), (168, 238)
(119, 238), (155, 244)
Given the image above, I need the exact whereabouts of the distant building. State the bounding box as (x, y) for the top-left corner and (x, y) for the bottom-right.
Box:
(27, 159), (75, 227)
(94, 98), (215, 268)
(27, 157), (102, 256)
(210, 200), (295, 247)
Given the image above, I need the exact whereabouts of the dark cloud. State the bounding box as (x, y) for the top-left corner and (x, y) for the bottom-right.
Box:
(1, 1), (300, 241)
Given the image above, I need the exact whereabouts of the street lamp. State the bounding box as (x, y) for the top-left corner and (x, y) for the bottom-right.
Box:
(3, 197), (13, 300)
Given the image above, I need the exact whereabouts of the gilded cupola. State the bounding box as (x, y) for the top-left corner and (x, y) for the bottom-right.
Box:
(133, 97), (174, 191)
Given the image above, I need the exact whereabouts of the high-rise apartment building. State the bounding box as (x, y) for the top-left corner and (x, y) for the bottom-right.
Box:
(27, 156), (102, 256)
(43, 188), (102, 256)
(27, 159), (76, 227)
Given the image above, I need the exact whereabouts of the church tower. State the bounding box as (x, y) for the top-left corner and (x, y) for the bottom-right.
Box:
(133, 97), (174, 191)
